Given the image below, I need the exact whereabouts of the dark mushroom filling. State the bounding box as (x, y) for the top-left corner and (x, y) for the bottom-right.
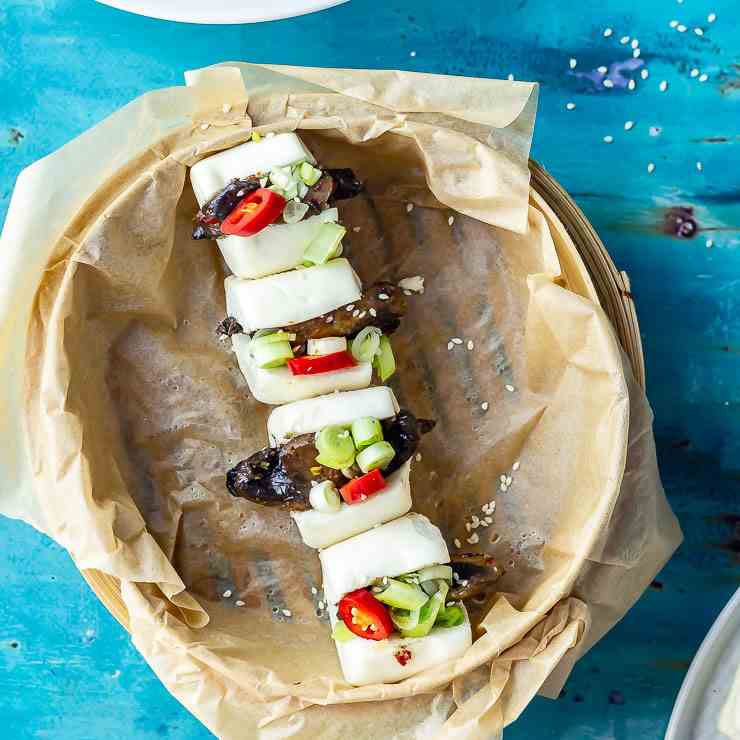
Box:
(226, 411), (435, 510)
(449, 552), (501, 602)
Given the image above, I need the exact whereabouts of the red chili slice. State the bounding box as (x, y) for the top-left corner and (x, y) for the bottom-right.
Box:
(220, 188), (286, 237)
(339, 469), (386, 504)
(287, 351), (356, 376)
(338, 588), (394, 641)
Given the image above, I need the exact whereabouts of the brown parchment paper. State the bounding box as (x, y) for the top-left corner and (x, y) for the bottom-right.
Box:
(0, 63), (682, 739)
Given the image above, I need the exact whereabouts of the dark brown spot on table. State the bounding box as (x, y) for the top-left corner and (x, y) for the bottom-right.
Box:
(608, 690), (625, 705)
(671, 439), (691, 449)
(8, 128), (23, 145)
(650, 580), (664, 591)
(662, 207), (698, 239)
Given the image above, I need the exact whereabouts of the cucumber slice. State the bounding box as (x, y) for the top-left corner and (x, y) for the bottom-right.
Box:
(400, 581), (449, 638)
(390, 606), (421, 632)
(252, 340), (293, 369)
(303, 223), (346, 266)
(332, 621), (356, 642)
(350, 417), (383, 451)
(372, 578), (428, 610)
(355, 441), (395, 473)
(417, 565), (453, 584)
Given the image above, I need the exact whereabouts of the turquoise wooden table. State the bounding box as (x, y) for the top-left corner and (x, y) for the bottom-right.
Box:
(1, 1), (738, 737)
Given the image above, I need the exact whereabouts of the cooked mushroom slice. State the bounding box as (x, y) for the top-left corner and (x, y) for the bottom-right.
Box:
(449, 552), (501, 602)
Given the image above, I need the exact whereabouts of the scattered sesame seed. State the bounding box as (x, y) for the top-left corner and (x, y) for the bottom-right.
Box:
(598, 66), (608, 74)
(566, 102), (576, 110)
(669, 20), (679, 28)
(325, 315), (334, 323)
(222, 103), (232, 113)
(708, 13), (717, 23)
(467, 340), (474, 350)
(507, 73), (514, 81)
(513, 460), (520, 471)
(378, 293), (389, 300)
(282, 609), (291, 617)
(485, 516), (494, 524)
(505, 384), (515, 392)
(706, 239), (714, 248)
(500, 474), (506, 483)
(690, 68), (700, 77)
(628, 80), (636, 91)
(467, 533), (480, 544)
(603, 135), (614, 143)
(454, 538), (461, 548)
(404, 289), (412, 296)
(369, 308), (377, 317)
(223, 590), (233, 598)
(352, 309), (360, 318)
(569, 58), (577, 69)
(451, 337), (463, 345)
(699, 73), (709, 82)
(603, 28), (613, 37)
(603, 79), (615, 88)
(631, 39), (639, 49)
(311, 586), (318, 595)
(447, 341), (454, 351)
(481, 401), (489, 411)
(620, 36), (630, 44)
(235, 600), (246, 607)
(696, 161), (703, 171)
(358, 311), (367, 319)
(500, 482), (507, 491)
(345, 304), (355, 311)
(633, 48), (641, 58)
(694, 27), (704, 36)
(406, 203), (414, 213)
(410, 50), (416, 57)
(647, 162), (655, 173)
(200, 123), (210, 130)
(641, 69), (649, 79)
(659, 80), (668, 92)
(448, 215), (455, 226)
(415, 452), (422, 462)
(465, 522), (472, 532)
(506, 475), (513, 486)
(677, 24), (687, 33)
(318, 601), (324, 609)
(353, 226), (361, 232)
(649, 126), (660, 136)
(624, 120), (635, 130)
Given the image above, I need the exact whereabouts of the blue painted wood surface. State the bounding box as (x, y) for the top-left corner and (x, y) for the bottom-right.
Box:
(1, 1), (738, 737)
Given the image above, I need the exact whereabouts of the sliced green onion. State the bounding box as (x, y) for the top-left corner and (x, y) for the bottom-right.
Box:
(251, 330), (297, 347)
(351, 327), (382, 363)
(332, 621), (356, 642)
(251, 340), (294, 369)
(283, 184), (299, 201)
(251, 131), (262, 143)
(372, 578), (428, 610)
(269, 165), (293, 190)
(417, 565), (453, 584)
(435, 604), (465, 628)
(390, 606), (421, 632)
(303, 223), (346, 266)
(297, 181), (309, 199)
(299, 162), (322, 186)
(373, 335), (396, 381)
(400, 581), (449, 638)
(421, 580), (440, 597)
(351, 417), (384, 450)
(283, 200), (310, 224)
(309, 480), (341, 513)
(315, 425), (356, 469)
(356, 441), (395, 473)
(307, 336), (347, 356)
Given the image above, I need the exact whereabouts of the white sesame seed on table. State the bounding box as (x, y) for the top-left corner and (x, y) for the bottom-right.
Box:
(628, 80), (636, 91)
(598, 66), (607, 74)
(641, 69), (649, 79)
(505, 384), (515, 392)
(659, 80), (668, 92)
(677, 24), (687, 33)
(696, 162), (703, 171)
(235, 600), (245, 607)
(447, 341), (454, 351)
(706, 239), (714, 248)
(406, 202), (414, 213)
(467, 340), (474, 350)
(708, 12), (717, 23)
(691, 69), (700, 78)
(448, 215), (455, 225)
(569, 58), (577, 69)
(353, 226), (361, 232)
(282, 609), (291, 617)
(454, 538), (461, 549)
(513, 461), (521, 471)
(311, 586), (318, 595)
(694, 28), (704, 36)
(566, 102), (576, 110)
(223, 590), (232, 598)
(647, 162), (656, 173)
(633, 48), (641, 58)
(631, 39), (639, 49)
(620, 36), (630, 45)
(699, 74), (709, 82)
(451, 337), (463, 345)
(624, 121), (635, 131)
(603, 79), (614, 88)
(603, 135), (614, 144)
(481, 401), (489, 411)
(603, 28), (612, 37)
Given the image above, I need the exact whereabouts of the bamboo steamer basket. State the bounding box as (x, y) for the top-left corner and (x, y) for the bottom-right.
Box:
(79, 160), (646, 630)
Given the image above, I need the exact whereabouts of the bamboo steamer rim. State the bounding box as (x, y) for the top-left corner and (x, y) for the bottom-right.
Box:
(81, 160), (646, 632)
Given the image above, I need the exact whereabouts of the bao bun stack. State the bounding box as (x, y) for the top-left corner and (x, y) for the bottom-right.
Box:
(190, 132), (498, 685)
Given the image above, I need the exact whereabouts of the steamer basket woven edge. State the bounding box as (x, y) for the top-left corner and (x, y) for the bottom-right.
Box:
(79, 161), (646, 631)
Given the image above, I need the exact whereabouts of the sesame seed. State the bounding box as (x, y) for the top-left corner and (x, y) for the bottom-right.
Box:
(631, 39), (639, 49)
(633, 48), (641, 58)
(454, 538), (461, 548)
(282, 609), (291, 617)
(415, 452), (422, 462)
(696, 161), (703, 171)
(351, 607), (358, 615)
(649, 126), (660, 136)
(706, 239), (714, 248)
(358, 311), (367, 319)
(447, 341), (454, 351)
(624, 120), (635, 131)
(465, 522), (472, 532)
(507, 73), (514, 81)
(699, 73), (709, 82)
(318, 601), (324, 609)
(467, 533), (480, 544)
(677, 24), (687, 33)
(620, 36), (630, 44)
(500, 474), (506, 482)
(598, 66), (608, 74)
(603, 28), (613, 37)
(659, 80), (668, 92)
(467, 340), (474, 350)
(669, 20), (679, 28)
(311, 586), (318, 595)
(345, 304), (355, 312)
(369, 308), (377, 317)
(353, 226), (361, 232)
(481, 401), (489, 411)
(325, 315), (334, 323)
(603, 135), (614, 143)
(641, 69), (649, 79)
(506, 475), (513, 486)
(222, 103), (232, 113)
(378, 293), (389, 300)
(223, 590), (232, 598)
(451, 337), (463, 345)
(200, 123), (210, 130)
(647, 162), (655, 173)
(448, 216), (455, 226)
(406, 203), (414, 213)
(404, 290), (412, 296)
(690, 69), (700, 77)
(628, 80), (636, 91)
(235, 600), (246, 607)
(409, 50), (416, 57)
(694, 27), (704, 36)
(708, 13), (717, 23)
(513, 460), (520, 471)
(352, 309), (360, 318)
(566, 102), (576, 110)
(505, 384), (515, 392)
(569, 58), (577, 69)
(485, 517), (494, 524)
(603, 79), (615, 88)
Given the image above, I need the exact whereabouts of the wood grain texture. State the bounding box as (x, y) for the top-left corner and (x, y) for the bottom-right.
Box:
(1, 0), (738, 738)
